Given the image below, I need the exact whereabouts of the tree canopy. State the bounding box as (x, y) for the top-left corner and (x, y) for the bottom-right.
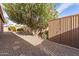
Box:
(3, 3), (58, 33)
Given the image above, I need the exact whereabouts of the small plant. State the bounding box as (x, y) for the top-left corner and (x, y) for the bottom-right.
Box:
(17, 28), (24, 32)
(8, 27), (11, 31)
(38, 31), (48, 39)
(8, 25), (16, 32)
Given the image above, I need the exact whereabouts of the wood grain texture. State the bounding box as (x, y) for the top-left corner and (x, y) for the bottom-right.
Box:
(48, 14), (79, 48)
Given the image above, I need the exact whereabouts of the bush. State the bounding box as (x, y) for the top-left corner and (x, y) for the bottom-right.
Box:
(8, 26), (16, 32)
(38, 31), (48, 39)
(17, 28), (24, 32)
(8, 27), (11, 31)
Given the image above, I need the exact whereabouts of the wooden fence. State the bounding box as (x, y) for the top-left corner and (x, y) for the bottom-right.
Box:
(48, 14), (79, 48)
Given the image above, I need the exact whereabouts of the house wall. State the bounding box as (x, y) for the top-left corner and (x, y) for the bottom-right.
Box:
(48, 14), (79, 48)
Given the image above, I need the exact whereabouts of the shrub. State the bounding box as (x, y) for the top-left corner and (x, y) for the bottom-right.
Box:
(8, 26), (16, 32)
(8, 27), (11, 31)
(38, 31), (48, 39)
(17, 28), (24, 32)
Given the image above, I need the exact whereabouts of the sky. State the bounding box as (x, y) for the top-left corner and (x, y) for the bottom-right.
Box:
(55, 3), (79, 17)
(2, 3), (79, 25)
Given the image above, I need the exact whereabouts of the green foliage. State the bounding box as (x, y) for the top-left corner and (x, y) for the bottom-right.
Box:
(38, 31), (48, 39)
(8, 25), (16, 32)
(17, 28), (24, 32)
(8, 26), (11, 31)
(3, 3), (58, 34)
(4, 18), (9, 24)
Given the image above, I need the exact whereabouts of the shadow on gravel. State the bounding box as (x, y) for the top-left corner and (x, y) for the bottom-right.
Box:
(0, 32), (48, 56)
(36, 39), (79, 56)
(16, 31), (33, 35)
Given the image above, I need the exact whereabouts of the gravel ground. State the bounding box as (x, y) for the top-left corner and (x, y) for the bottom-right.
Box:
(14, 32), (79, 56)
(0, 32), (79, 56)
(0, 32), (48, 56)
(37, 40), (79, 56)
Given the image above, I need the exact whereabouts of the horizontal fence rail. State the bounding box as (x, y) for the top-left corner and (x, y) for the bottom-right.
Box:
(48, 14), (79, 48)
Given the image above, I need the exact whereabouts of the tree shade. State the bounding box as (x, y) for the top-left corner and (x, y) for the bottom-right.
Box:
(3, 3), (58, 34)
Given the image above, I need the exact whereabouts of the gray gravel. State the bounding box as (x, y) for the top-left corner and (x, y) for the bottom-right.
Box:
(0, 32), (79, 56)
(0, 32), (48, 56)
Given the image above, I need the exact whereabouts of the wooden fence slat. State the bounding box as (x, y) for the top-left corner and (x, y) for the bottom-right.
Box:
(48, 14), (79, 48)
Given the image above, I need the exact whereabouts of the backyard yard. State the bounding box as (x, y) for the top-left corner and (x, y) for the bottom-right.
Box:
(1, 3), (79, 56)
(0, 32), (79, 56)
